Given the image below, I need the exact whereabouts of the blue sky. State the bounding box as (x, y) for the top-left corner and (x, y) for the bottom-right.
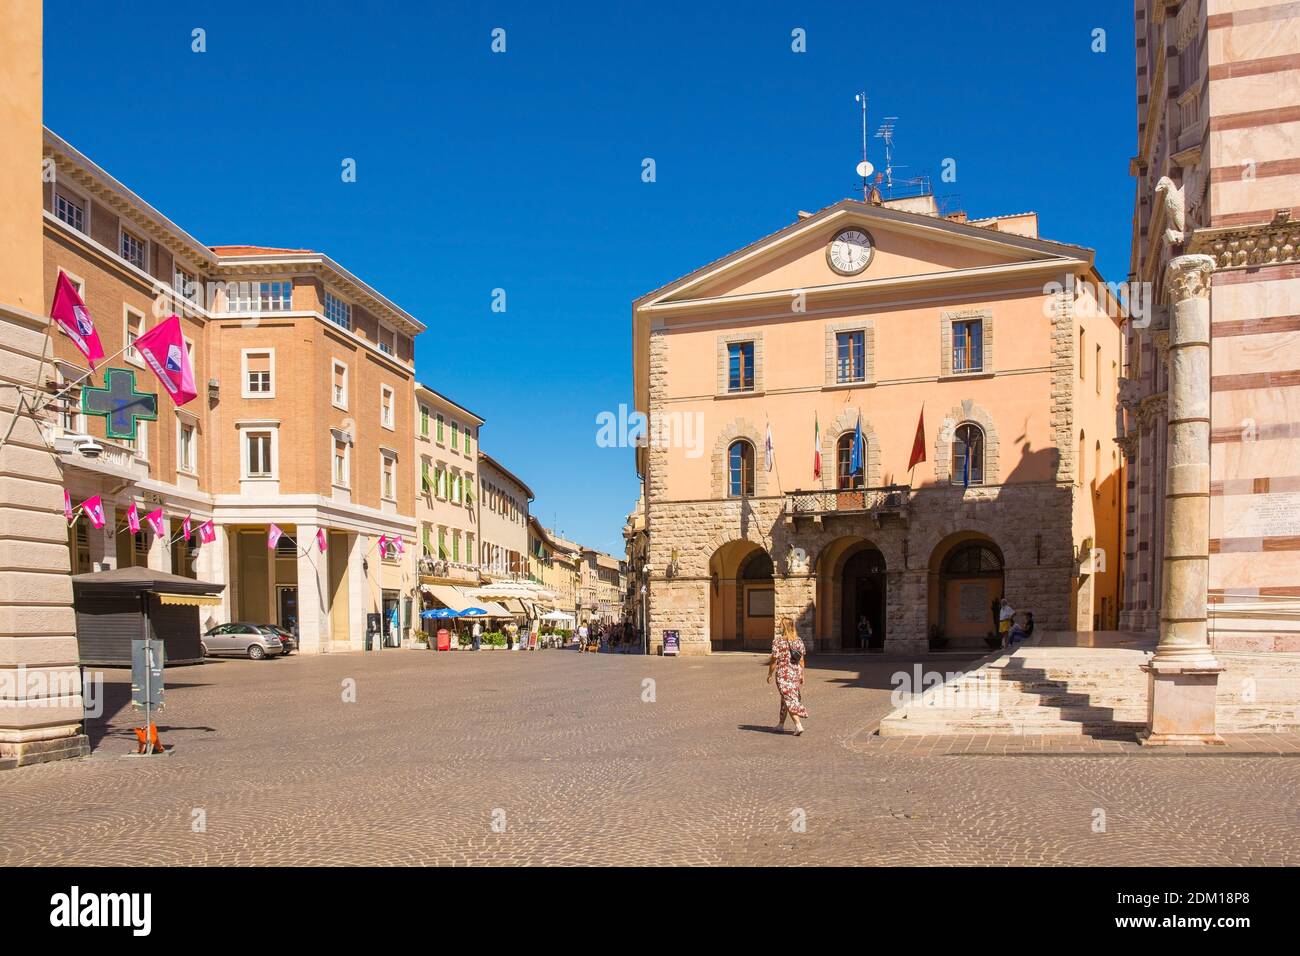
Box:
(44, 0), (1135, 552)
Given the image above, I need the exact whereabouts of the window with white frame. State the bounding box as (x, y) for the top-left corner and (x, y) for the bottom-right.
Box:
(377, 325), (395, 356)
(325, 291), (351, 330)
(120, 229), (147, 270)
(228, 280), (291, 312)
(245, 431), (274, 478)
(332, 360), (348, 409)
(124, 308), (145, 363)
(177, 420), (196, 473)
(381, 451), (397, 501)
(243, 350), (274, 397)
(333, 436), (350, 487)
(380, 384), (394, 429)
(54, 191), (86, 233)
(174, 266), (198, 303)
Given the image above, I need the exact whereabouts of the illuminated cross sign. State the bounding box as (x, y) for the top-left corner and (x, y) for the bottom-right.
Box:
(81, 367), (158, 441)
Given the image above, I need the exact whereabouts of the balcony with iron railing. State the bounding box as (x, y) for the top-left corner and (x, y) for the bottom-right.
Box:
(783, 484), (911, 522)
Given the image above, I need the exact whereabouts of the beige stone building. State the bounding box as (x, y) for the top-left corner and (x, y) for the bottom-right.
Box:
(0, 1), (86, 768)
(40, 132), (423, 653)
(633, 194), (1125, 655)
(579, 547), (626, 625)
(528, 517), (580, 617)
(1121, 0), (1300, 653)
(478, 451), (532, 578)
(414, 382), (482, 588)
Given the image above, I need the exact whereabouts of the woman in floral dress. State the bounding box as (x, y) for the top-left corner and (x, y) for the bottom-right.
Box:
(767, 617), (808, 735)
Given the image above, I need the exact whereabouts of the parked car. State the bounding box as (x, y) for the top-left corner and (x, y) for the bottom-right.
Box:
(263, 624), (297, 655)
(202, 622), (285, 660)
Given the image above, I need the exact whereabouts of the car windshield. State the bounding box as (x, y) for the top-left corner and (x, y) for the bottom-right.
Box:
(256, 626), (281, 637)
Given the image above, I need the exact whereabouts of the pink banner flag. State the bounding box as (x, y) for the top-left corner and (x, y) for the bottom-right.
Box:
(127, 501), (141, 534)
(316, 528), (327, 553)
(377, 534), (389, 556)
(268, 524), (283, 549)
(183, 515), (192, 540)
(50, 270), (105, 370)
(133, 314), (197, 406)
(394, 536), (404, 555)
(145, 508), (166, 537)
(79, 495), (106, 530)
(63, 490), (74, 523)
(198, 520), (216, 544)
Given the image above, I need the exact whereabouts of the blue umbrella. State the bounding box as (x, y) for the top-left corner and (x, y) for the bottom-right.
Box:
(460, 607), (488, 616)
(421, 608), (461, 619)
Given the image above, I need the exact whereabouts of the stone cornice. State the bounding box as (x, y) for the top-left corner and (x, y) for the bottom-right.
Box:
(1187, 213), (1300, 271)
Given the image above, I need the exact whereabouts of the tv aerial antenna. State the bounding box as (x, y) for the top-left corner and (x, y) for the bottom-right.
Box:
(874, 117), (901, 193)
(853, 92), (874, 201)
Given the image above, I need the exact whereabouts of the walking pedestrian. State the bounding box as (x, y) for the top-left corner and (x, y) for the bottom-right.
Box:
(767, 617), (808, 735)
(471, 619), (482, 652)
(998, 597), (1015, 647)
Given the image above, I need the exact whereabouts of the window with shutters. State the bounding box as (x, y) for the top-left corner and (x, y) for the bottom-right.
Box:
(952, 320), (983, 374)
(727, 342), (755, 392)
(951, 423), (984, 486)
(727, 440), (755, 497)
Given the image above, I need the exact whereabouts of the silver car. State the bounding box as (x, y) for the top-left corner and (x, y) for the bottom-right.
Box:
(202, 622), (285, 660)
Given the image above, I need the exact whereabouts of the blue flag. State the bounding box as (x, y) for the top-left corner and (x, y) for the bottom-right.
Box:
(849, 412), (863, 477)
(962, 439), (971, 488)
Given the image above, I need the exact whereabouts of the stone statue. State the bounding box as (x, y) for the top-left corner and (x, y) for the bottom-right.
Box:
(1155, 176), (1186, 247)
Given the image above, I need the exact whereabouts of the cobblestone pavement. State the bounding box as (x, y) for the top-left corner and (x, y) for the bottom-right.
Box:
(1, 649), (1297, 866)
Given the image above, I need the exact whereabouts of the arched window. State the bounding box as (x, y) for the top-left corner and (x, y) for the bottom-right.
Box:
(727, 440), (755, 498)
(951, 423), (984, 486)
(836, 432), (863, 489)
(942, 542), (1004, 576)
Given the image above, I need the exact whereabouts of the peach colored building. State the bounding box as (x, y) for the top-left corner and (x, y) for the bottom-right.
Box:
(41, 131), (423, 654)
(1121, 0), (1300, 651)
(633, 194), (1124, 655)
(0, 1), (87, 768)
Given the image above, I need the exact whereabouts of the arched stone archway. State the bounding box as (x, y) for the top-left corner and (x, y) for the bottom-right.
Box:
(708, 540), (774, 652)
(927, 532), (1005, 647)
(814, 535), (887, 650)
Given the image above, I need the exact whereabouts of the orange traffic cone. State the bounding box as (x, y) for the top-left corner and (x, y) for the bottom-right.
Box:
(133, 724), (163, 754)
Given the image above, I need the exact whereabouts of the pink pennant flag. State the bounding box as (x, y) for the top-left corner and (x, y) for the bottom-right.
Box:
(127, 501), (141, 534)
(198, 520), (216, 544)
(183, 515), (192, 540)
(133, 314), (197, 406)
(145, 508), (166, 537)
(316, 528), (327, 553)
(79, 495), (105, 530)
(377, 534), (389, 556)
(50, 270), (106, 371)
(394, 537), (405, 555)
(268, 524), (284, 549)
(63, 490), (74, 523)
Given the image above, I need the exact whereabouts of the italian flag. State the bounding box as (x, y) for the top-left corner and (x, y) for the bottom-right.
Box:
(812, 413), (821, 480)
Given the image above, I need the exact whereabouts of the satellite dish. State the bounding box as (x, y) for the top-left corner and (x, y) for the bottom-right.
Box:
(856, 160), (875, 179)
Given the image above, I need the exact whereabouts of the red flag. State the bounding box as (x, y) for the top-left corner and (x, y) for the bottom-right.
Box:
(183, 515), (192, 540)
(133, 314), (197, 406)
(316, 528), (327, 553)
(145, 508), (166, 537)
(127, 501), (141, 534)
(198, 520), (217, 544)
(908, 407), (927, 472)
(79, 495), (106, 529)
(812, 413), (821, 480)
(63, 490), (74, 523)
(50, 271), (106, 370)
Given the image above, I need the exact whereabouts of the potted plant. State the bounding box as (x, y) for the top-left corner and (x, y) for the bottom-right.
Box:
(927, 624), (948, 650)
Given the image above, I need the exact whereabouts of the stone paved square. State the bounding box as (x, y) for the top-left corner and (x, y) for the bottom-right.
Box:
(1, 650), (1296, 866)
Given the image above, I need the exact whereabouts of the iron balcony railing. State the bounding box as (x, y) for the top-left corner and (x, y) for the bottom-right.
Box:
(784, 484), (911, 518)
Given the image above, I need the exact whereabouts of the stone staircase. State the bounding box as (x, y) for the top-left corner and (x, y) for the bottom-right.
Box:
(878, 633), (1300, 738)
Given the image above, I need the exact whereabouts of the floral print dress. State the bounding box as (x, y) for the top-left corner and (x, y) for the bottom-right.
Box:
(772, 636), (808, 719)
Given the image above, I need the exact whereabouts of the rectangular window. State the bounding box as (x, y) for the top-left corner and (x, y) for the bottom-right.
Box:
(377, 326), (395, 356)
(120, 229), (147, 270)
(1096, 344), (1102, 395)
(420, 405), (430, 437)
(438, 528), (447, 560)
(229, 281), (292, 313)
(174, 267), (198, 302)
(54, 191), (85, 232)
(333, 439), (349, 486)
(452, 531), (460, 563)
(245, 351), (273, 396)
(836, 330), (865, 383)
(247, 432), (273, 477)
(178, 422), (196, 473)
(332, 361), (348, 408)
(727, 341), (755, 392)
(466, 533), (474, 566)
(380, 385), (394, 429)
(324, 292), (351, 330)
(952, 319), (983, 373)
(124, 308), (144, 362)
(381, 454), (396, 500)
(421, 459), (431, 493)
(422, 525), (432, 557)
(465, 427), (473, 456)
(1079, 330), (1086, 381)
(451, 422), (460, 451)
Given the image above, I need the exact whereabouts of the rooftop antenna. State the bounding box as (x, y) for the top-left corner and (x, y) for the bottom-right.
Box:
(853, 92), (874, 202)
(874, 117), (898, 193)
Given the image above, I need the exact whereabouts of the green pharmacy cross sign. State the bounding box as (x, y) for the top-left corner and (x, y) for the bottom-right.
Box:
(81, 367), (158, 441)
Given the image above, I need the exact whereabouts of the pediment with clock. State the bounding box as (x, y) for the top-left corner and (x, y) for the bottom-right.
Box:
(641, 199), (1088, 308)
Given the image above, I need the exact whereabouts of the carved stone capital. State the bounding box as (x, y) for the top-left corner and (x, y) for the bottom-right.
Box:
(1164, 254), (1216, 302)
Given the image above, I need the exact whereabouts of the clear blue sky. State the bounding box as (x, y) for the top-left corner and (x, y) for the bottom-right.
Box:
(44, 0), (1135, 553)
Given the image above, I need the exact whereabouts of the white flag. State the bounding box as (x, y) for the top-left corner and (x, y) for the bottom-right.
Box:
(764, 422), (774, 472)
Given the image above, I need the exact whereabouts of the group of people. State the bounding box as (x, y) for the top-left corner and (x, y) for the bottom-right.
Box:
(996, 597), (1034, 647)
(575, 621), (643, 653)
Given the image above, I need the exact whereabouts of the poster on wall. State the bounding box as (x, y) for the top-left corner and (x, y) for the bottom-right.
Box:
(747, 588), (775, 617)
(662, 630), (680, 656)
(958, 583), (988, 622)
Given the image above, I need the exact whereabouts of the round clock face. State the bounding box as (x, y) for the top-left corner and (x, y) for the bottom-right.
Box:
(827, 228), (874, 275)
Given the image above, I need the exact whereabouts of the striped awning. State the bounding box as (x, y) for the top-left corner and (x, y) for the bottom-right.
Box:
(155, 592), (222, 607)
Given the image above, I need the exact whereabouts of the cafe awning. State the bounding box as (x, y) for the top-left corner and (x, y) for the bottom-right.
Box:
(156, 592), (222, 607)
(422, 584), (476, 612)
